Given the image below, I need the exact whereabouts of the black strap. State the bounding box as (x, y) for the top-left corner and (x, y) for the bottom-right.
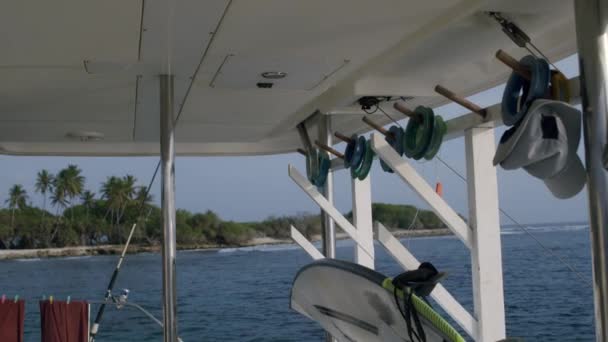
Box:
(393, 287), (426, 342)
(408, 291), (426, 342)
(392, 262), (443, 342)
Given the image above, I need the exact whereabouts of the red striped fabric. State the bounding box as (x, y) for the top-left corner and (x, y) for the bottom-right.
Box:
(40, 300), (88, 342)
(0, 300), (25, 342)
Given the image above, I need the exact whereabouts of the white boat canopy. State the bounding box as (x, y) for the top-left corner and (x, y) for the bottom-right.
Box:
(0, 0), (577, 156)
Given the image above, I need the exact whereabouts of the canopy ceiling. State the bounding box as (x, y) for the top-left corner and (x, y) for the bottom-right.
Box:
(0, 0), (577, 156)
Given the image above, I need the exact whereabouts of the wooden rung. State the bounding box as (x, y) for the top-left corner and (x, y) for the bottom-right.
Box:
(393, 102), (422, 123)
(334, 131), (354, 144)
(434, 85), (487, 118)
(315, 141), (344, 159)
(362, 117), (392, 137)
(495, 49), (532, 81)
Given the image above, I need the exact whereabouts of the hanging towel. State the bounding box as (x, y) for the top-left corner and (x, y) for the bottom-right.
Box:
(40, 300), (89, 342)
(0, 300), (25, 342)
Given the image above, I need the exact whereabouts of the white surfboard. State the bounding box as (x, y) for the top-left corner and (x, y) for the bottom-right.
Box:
(290, 259), (464, 342)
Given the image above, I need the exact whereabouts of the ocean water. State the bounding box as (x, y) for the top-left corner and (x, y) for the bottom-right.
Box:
(0, 224), (594, 341)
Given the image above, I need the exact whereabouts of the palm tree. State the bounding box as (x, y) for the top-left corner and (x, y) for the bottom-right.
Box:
(81, 190), (95, 219)
(117, 175), (137, 222)
(101, 176), (124, 242)
(35, 170), (54, 231)
(122, 175), (137, 201)
(135, 186), (153, 207)
(64, 164), (85, 209)
(50, 185), (68, 216)
(54, 165), (85, 221)
(101, 175), (137, 242)
(79, 190), (95, 245)
(6, 184), (28, 232)
(35, 169), (54, 213)
(101, 176), (121, 224)
(48, 183), (69, 246)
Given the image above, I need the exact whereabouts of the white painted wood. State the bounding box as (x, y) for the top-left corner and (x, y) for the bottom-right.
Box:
(327, 77), (581, 144)
(375, 222), (477, 340)
(330, 157), (345, 172)
(288, 165), (374, 259)
(290, 225), (324, 260)
(465, 127), (506, 341)
(271, 0), (485, 135)
(370, 134), (471, 248)
(0, 1), (581, 156)
(352, 176), (374, 269)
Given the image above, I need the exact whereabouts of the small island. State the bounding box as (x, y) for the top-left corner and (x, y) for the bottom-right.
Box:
(0, 165), (449, 260)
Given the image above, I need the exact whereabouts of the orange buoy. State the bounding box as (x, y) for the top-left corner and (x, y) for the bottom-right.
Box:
(435, 182), (443, 197)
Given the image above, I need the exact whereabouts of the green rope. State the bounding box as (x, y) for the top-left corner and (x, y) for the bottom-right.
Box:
(382, 278), (465, 342)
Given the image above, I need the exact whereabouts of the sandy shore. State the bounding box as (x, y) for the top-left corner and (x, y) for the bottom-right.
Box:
(0, 228), (451, 261)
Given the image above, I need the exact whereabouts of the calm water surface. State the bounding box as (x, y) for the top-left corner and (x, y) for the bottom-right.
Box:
(0, 225), (594, 341)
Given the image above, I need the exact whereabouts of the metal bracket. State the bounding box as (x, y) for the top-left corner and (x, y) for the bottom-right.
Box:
(487, 12), (530, 48)
(296, 121), (314, 154)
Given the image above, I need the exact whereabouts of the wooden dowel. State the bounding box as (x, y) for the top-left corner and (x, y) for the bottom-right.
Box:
(434, 85), (487, 118)
(315, 141), (344, 159)
(334, 131), (354, 144)
(495, 49), (532, 81)
(296, 148), (306, 156)
(393, 102), (422, 123)
(362, 116), (393, 137)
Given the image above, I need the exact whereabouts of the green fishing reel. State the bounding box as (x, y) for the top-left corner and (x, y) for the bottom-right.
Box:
(403, 106), (446, 161)
(306, 149), (331, 188)
(380, 125), (405, 173)
(350, 138), (374, 180)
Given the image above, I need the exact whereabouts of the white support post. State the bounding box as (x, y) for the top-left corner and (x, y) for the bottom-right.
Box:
(319, 116), (336, 259)
(288, 164), (374, 259)
(376, 222), (477, 340)
(352, 177), (374, 269)
(370, 134), (472, 248)
(290, 226), (324, 260)
(465, 127), (506, 341)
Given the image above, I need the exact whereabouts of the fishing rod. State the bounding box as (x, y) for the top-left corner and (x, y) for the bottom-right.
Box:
(89, 298), (184, 342)
(89, 163), (160, 342)
(90, 2), (235, 339)
(89, 222), (138, 341)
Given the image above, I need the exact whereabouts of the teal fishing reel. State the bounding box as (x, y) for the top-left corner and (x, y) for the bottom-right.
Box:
(380, 125), (405, 173)
(343, 135), (374, 180)
(367, 106), (446, 176)
(305, 149), (331, 188)
(403, 106), (446, 161)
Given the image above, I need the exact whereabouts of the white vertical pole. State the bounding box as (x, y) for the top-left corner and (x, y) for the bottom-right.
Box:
(465, 127), (505, 341)
(160, 74), (178, 342)
(319, 115), (336, 342)
(574, 1), (608, 339)
(319, 116), (336, 259)
(352, 177), (374, 269)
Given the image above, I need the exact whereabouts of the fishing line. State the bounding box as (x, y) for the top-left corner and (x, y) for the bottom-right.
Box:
(377, 105), (404, 129)
(526, 42), (562, 75)
(435, 156), (591, 287)
(376, 100), (589, 286)
(376, 105), (421, 247)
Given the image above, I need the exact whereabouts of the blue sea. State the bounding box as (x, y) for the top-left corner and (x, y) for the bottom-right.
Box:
(0, 224), (594, 341)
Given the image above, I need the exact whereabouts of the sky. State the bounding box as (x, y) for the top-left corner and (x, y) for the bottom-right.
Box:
(0, 55), (589, 225)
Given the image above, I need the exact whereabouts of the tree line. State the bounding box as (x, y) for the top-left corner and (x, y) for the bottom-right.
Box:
(0, 165), (445, 249)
